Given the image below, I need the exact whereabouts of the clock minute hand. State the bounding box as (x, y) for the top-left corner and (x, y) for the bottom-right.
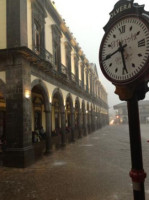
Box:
(102, 44), (127, 62)
(119, 42), (128, 75)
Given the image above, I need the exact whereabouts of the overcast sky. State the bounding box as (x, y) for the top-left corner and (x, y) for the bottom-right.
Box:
(53, 0), (149, 111)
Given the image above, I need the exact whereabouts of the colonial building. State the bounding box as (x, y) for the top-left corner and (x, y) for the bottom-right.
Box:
(113, 100), (149, 124)
(0, 0), (108, 167)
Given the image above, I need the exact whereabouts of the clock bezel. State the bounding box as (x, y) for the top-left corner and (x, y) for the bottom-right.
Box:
(99, 14), (149, 85)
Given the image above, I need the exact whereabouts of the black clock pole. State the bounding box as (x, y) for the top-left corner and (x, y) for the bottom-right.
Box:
(127, 95), (146, 200)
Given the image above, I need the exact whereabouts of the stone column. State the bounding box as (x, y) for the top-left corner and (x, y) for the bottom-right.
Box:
(83, 112), (87, 136)
(71, 108), (75, 142)
(92, 111), (96, 131)
(78, 110), (82, 138)
(89, 111), (92, 133)
(61, 106), (66, 146)
(4, 56), (33, 167)
(86, 112), (89, 134)
(98, 113), (101, 128)
(97, 113), (100, 129)
(45, 106), (52, 154)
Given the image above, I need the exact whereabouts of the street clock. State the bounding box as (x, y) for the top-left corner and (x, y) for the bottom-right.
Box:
(99, 1), (149, 199)
(99, 0), (149, 86)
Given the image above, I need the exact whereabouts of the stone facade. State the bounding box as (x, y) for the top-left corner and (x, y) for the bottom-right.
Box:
(0, 0), (109, 167)
(113, 100), (149, 124)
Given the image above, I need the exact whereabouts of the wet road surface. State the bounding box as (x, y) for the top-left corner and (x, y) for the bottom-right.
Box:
(1, 124), (149, 200)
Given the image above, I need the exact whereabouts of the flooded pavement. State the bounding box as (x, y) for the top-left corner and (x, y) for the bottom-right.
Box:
(0, 124), (149, 200)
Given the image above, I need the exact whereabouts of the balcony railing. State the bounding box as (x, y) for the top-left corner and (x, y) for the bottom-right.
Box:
(79, 80), (82, 87)
(61, 64), (68, 76)
(53, 64), (57, 71)
(33, 46), (54, 65)
(71, 73), (76, 82)
(32, 47), (99, 96)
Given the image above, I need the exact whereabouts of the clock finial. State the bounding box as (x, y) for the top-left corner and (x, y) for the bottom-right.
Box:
(119, 0), (134, 2)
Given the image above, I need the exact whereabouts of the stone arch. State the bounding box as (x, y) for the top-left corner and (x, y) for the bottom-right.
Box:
(0, 79), (6, 98)
(52, 88), (64, 108)
(66, 93), (73, 112)
(31, 79), (52, 153)
(82, 100), (85, 110)
(75, 97), (80, 109)
(31, 79), (50, 111)
(31, 79), (50, 135)
(51, 88), (65, 134)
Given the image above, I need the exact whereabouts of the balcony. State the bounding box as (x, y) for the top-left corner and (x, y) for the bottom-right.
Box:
(31, 46), (95, 96)
(61, 64), (68, 76)
(79, 80), (82, 87)
(71, 73), (76, 82)
(34, 46), (54, 65)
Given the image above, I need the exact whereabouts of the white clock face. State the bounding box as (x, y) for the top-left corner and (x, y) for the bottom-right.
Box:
(100, 16), (149, 83)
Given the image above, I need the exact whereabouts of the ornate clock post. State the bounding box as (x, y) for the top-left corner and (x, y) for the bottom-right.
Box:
(99, 0), (149, 199)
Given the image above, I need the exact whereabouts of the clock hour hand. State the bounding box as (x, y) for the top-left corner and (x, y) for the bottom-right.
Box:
(102, 44), (127, 62)
(119, 42), (128, 75)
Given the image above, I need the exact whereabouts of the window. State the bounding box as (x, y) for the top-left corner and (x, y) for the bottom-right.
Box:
(53, 41), (59, 67)
(74, 56), (79, 82)
(65, 42), (71, 77)
(52, 25), (62, 71)
(34, 22), (41, 54)
(32, 1), (46, 57)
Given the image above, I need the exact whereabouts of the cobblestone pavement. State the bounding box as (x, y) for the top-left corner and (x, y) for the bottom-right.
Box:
(1, 124), (149, 200)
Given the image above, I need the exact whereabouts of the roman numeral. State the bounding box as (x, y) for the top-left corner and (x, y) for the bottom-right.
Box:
(138, 53), (142, 57)
(119, 25), (125, 34)
(132, 63), (135, 68)
(138, 39), (145, 47)
(129, 26), (133, 31)
(122, 68), (128, 75)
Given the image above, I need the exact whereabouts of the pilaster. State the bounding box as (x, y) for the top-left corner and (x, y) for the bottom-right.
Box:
(7, 0), (27, 48)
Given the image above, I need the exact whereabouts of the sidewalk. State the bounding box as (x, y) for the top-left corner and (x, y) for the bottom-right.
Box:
(0, 125), (149, 200)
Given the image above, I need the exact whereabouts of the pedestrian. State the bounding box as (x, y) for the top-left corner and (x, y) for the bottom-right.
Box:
(34, 129), (40, 142)
(39, 126), (46, 139)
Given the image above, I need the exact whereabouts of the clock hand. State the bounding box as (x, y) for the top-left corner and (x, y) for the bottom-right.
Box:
(102, 44), (127, 62)
(119, 42), (128, 75)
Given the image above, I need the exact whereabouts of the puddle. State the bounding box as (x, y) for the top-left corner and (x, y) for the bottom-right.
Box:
(79, 144), (94, 147)
(92, 137), (100, 140)
(52, 161), (67, 166)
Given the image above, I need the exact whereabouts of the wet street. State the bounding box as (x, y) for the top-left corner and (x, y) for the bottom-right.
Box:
(1, 124), (149, 200)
